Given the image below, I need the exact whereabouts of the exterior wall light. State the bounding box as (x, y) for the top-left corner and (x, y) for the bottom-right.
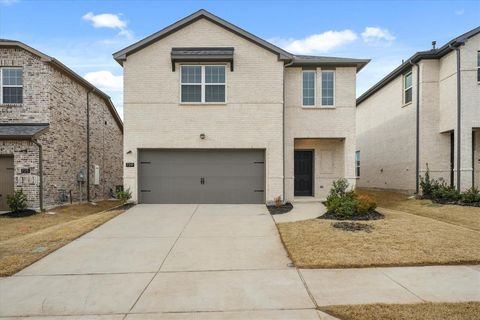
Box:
(200, 133), (206, 139)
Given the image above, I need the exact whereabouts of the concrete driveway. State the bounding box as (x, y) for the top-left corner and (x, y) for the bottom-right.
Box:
(0, 204), (329, 319)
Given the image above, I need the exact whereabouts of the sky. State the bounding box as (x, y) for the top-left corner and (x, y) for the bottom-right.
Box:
(1, 0), (479, 118)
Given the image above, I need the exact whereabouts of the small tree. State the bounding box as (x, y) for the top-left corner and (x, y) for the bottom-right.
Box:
(419, 163), (439, 199)
(6, 189), (28, 212)
(116, 188), (132, 204)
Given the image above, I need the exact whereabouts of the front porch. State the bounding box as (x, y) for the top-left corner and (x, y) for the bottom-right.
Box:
(285, 138), (354, 202)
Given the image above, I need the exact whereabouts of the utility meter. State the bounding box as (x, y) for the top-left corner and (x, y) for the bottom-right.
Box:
(77, 168), (86, 182)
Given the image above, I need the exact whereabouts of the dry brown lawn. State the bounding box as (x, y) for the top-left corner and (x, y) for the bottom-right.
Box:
(320, 302), (480, 320)
(357, 188), (480, 231)
(277, 207), (480, 268)
(0, 201), (123, 277)
(0, 200), (120, 242)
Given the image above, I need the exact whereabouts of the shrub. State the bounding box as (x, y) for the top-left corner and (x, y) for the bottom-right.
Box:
(460, 187), (480, 204)
(326, 196), (359, 218)
(116, 188), (132, 204)
(274, 195), (283, 208)
(432, 183), (461, 203)
(419, 163), (440, 199)
(356, 194), (377, 215)
(325, 179), (377, 217)
(6, 189), (28, 212)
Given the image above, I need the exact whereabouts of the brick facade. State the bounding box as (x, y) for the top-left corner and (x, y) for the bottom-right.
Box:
(0, 45), (123, 210)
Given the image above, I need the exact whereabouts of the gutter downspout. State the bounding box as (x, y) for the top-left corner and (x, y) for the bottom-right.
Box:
(31, 138), (43, 211)
(86, 89), (95, 202)
(410, 60), (420, 194)
(283, 59), (294, 203)
(450, 44), (462, 191)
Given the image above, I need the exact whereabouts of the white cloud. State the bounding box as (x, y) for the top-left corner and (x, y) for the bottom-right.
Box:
(455, 9), (465, 15)
(361, 27), (395, 43)
(82, 12), (133, 38)
(271, 30), (358, 54)
(0, 0), (19, 5)
(84, 70), (123, 92)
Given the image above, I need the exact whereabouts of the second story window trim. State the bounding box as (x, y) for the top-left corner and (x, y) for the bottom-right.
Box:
(302, 70), (316, 107)
(403, 70), (413, 105)
(0, 67), (23, 105)
(321, 70), (335, 107)
(477, 51), (480, 83)
(180, 65), (226, 104)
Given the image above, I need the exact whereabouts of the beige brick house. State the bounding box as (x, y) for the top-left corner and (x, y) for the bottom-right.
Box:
(114, 10), (368, 204)
(0, 40), (123, 211)
(356, 27), (480, 193)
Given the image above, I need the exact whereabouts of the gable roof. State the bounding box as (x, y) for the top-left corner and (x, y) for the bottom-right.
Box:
(0, 39), (123, 132)
(357, 26), (480, 105)
(113, 9), (369, 72)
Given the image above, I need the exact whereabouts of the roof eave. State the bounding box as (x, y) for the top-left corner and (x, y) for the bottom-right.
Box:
(113, 9), (293, 66)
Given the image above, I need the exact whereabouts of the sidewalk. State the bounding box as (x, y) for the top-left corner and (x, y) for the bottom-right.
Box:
(301, 265), (480, 306)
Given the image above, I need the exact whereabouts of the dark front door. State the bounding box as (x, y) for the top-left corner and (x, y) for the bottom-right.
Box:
(294, 150), (313, 196)
(0, 156), (14, 211)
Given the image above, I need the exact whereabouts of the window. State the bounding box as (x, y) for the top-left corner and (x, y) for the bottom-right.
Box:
(321, 71), (334, 106)
(477, 51), (480, 82)
(0, 67), (23, 104)
(404, 71), (412, 104)
(180, 65), (226, 103)
(355, 151), (360, 177)
(302, 71), (315, 106)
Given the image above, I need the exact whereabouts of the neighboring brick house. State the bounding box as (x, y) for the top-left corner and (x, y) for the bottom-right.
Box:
(0, 40), (123, 211)
(114, 10), (368, 204)
(356, 27), (480, 194)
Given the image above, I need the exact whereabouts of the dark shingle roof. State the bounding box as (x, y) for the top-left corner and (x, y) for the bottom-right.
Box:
(0, 123), (49, 140)
(114, 9), (369, 72)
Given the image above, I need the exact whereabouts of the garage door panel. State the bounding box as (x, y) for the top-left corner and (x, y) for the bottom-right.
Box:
(138, 149), (265, 204)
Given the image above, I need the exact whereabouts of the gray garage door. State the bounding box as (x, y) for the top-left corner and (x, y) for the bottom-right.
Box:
(138, 149), (265, 204)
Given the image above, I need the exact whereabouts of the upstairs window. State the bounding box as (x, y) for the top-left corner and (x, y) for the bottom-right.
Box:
(302, 71), (315, 106)
(477, 51), (480, 82)
(0, 67), (23, 104)
(321, 71), (335, 106)
(404, 71), (412, 104)
(355, 151), (360, 177)
(180, 65), (226, 103)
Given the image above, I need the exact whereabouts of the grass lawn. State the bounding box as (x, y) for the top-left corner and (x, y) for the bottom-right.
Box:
(320, 302), (480, 320)
(357, 189), (480, 232)
(277, 192), (480, 268)
(0, 200), (123, 276)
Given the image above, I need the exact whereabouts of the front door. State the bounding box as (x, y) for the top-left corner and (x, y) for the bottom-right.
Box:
(294, 150), (313, 196)
(0, 156), (14, 211)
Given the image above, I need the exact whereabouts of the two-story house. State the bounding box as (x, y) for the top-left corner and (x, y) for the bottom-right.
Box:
(0, 40), (124, 211)
(356, 27), (480, 194)
(114, 10), (368, 204)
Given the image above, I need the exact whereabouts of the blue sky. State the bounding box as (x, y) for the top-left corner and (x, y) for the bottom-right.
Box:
(1, 0), (479, 117)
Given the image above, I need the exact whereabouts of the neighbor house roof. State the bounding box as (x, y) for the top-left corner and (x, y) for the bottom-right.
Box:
(357, 26), (480, 105)
(0, 40), (123, 132)
(0, 123), (49, 140)
(113, 9), (369, 72)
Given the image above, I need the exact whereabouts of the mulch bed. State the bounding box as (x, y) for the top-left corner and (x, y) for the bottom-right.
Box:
(1, 209), (38, 218)
(331, 221), (374, 233)
(267, 203), (293, 215)
(319, 210), (384, 221)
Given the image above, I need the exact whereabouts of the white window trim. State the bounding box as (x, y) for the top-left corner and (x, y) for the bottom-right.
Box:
(403, 71), (413, 105)
(0, 67), (23, 105)
(477, 51), (480, 83)
(320, 70), (335, 108)
(302, 70), (316, 108)
(179, 64), (227, 104)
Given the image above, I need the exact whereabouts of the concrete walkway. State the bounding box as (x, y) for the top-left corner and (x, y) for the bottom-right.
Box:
(273, 202), (325, 223)
(1, 204), (479, 319)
